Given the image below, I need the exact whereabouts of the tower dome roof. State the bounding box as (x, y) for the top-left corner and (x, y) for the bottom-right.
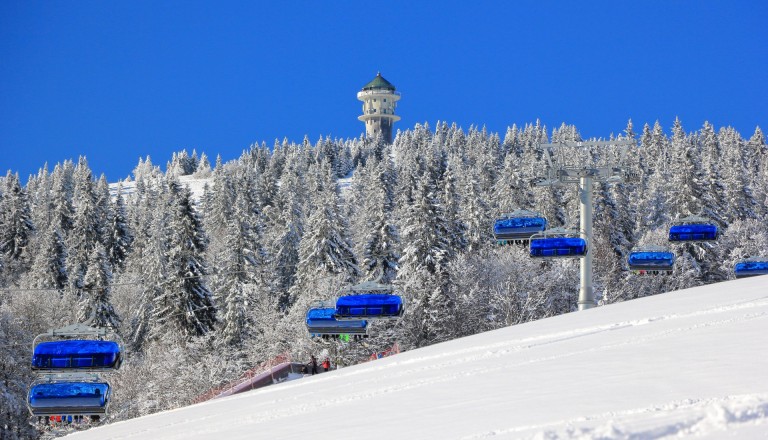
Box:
(362, 72), (395, 91)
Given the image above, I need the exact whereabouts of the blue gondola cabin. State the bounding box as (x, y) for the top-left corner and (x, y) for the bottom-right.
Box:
(529, 237), (587, 258)
(628, 250), (675, 274)
(335, 294), (404, 320)
(668, 223), (718, 242)
(28, 382), (110, 417)
(32, 340), (122, 372)
(493, 215), (547, 243)
(306, 307), (368, 336)
(734, 259), (768, 278)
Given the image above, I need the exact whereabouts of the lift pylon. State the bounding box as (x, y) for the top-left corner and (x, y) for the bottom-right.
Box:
(533, 139), (635, 310)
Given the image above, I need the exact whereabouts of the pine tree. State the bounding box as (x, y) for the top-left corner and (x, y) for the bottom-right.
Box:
(233, 161), (264, 219)
(397, 172), (454, 346)
(719, 127), (757, 222)
(698, 122), (726, 223)
(337, 142), (354, 177)
(458, 167), (491, 253)
(399, 172), (453, 279)
(748, 127), (768, 219)
(492, 150), (532, 213)
(167, 149), (196, 176)
(0, 171), (35, 264)
(132, 155), (163, 182)
(502, 124), (522, 159)
(289, 170), (359, 306)
(204, 167), (235, 241)
(589, 122), (638, 267)
(123, 176), (157, 277)
(360, 158), (400, 283)
(216, 194), (268, 346)
(439, 155), (468, 253)
(467, 126), (500, 197)
(593, 181), (634, 273)
(189, 149), (200, 173)
(27, 224), (68, 291)
(67, 158), (100, 291)
(635, 122), (654, 208)
(50, 161), (75, 236)
(27, 164), (52, 249)
(130, 207), (167, 351)
(315, 136), (339, 176)
(195, 152), (212, 178)
(217, 216), (252, 346)
(108, 183), (134, 272)
(266, 162), (305, 307)
(666, 118), (704, 217)
(153, 178), (216, 340)
(95, 174), (114, 246)
(347, 153), (373, 252)
(80, 243), (121, 330)
(745, 126), (765, 177)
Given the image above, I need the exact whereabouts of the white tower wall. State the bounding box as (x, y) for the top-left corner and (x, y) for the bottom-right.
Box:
(357, 73), (400, 144)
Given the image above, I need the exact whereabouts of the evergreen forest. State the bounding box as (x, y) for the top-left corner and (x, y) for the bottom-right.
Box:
(1, 119), (766, 439)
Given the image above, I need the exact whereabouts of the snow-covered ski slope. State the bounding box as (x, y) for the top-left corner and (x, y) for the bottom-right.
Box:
(111, 173), (356, 201)
(68, 277), (768, 439)
(110, 175), (211, 201)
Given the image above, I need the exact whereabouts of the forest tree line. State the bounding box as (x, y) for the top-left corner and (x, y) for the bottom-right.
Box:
(0, 118), (766, 438)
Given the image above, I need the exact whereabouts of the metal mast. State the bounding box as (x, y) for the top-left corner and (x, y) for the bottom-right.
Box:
(533, 140), (635, 311)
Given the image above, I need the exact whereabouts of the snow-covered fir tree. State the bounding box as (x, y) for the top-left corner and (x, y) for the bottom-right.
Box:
(457, 164), (491, 253)
(397, 171), (454, 346)
(359, 156), (400, 283)
(719, 126), (758, 222)
(80, 242), (121, 330)
(266, 159), (305, 308)
(194, 152), (212, 178)
(439, 155), (468, 253)
(288, 161), (359, 306)
(67, 157), (100, 292)
(0, 171), (35, 270)
(107, 183), (134, 272)
(26, 224), (68, 291)
(50, 161), (76, 236)
(129, 203), (167, 351)
(216, 194), (268, 346)
(152, 178), (216, 341)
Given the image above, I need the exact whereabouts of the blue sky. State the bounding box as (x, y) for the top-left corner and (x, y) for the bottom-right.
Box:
(2, 1), (766, 181)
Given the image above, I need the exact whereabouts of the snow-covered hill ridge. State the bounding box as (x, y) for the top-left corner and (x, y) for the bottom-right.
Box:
(110, 172), (356, 201)
(109, 175), (212, 201)
(67, 276), (768, 439)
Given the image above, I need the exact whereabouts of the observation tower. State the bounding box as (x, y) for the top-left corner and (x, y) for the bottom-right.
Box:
(357, 72), (401, 143)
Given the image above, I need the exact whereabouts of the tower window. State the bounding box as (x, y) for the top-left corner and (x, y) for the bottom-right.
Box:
(383, 99), (387, 102)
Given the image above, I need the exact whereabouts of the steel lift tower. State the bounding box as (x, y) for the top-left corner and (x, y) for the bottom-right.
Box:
(533, 140), (636, 311)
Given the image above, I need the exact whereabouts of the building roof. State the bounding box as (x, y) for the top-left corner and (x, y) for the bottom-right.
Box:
(362, 72), (395, 91)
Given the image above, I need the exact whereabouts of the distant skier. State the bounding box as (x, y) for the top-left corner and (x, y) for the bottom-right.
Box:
(309, 355), (318, 375)
(322, 357), (331, 372)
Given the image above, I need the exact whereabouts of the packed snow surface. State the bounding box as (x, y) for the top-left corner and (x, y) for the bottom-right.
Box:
(67, 277), (768, 439)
